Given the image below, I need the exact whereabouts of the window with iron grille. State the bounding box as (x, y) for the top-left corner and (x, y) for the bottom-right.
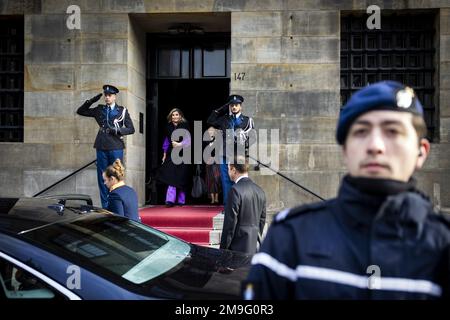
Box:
(341, 12), (436, 141)
(0, 16), (24, 142)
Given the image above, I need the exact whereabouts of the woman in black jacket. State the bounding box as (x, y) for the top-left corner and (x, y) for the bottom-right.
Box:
(157, 108), (191, 207)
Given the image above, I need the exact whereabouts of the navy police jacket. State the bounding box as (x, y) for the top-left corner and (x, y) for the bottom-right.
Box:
(207, 105), (255, 159)
(246, 177), (450, 299)
(77, 100), (135, 151)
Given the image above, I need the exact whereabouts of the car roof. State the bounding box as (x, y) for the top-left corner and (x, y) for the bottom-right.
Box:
(0, 197), (102, 234)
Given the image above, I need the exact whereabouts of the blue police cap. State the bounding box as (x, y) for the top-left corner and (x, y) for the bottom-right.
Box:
(227, 94), (244, 105)
(103, 84), (119, 95)
(336, 81), (424, 145)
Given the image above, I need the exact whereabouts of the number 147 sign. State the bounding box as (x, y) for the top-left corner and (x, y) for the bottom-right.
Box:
(234, 73), (246, 81)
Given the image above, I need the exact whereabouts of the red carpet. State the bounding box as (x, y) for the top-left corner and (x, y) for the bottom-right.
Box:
(156, 227), (211, 243)
(139, 205), (224, 246)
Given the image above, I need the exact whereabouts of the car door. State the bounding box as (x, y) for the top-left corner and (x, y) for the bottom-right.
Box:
(0, 251), (81, 300)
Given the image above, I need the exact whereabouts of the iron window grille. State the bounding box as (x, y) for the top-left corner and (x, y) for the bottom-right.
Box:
(0, 16), (24, 142)
(341, 12), (436, 141)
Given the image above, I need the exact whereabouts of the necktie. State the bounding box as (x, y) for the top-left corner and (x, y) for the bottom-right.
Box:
(106, 106), (112, 126)
(230, 114), (236, 129)
(233, 115), (240, 127)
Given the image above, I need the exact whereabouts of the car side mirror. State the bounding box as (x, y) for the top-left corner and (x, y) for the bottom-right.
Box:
(48, 204), (65, 215)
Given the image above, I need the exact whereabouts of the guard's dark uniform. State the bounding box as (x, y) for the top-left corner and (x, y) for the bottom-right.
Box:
(207, 95), (255, 205)
(76, 100), (134, 150)
(247, 176), (450, 299)
(76, 86), (134, 208)
(207, 107), (254, 158)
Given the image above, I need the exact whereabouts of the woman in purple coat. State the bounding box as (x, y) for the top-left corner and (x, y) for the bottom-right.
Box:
(157, 108), (191, 207)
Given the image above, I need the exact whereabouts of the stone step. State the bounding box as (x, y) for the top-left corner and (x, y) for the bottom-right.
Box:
(157, 227), (222, 244)
(213, 212), (224, 230)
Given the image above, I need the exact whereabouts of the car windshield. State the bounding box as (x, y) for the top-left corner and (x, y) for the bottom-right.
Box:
(20, 213), (191, 284)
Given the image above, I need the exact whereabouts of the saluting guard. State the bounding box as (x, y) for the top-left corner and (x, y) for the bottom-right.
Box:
(76, 85), (135, 208)
(207, 94), (255, 206)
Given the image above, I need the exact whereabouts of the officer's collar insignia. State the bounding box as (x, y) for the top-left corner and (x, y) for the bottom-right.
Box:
(396, 87), (414, 109)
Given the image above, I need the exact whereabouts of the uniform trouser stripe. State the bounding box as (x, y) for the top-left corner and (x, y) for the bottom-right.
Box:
(252, 253), (442, 297)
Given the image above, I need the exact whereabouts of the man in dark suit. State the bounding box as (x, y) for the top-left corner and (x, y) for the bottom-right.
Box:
(207, 95), (255, 206)
(220, 156), (266, 254)
(76, 85), (135, 208)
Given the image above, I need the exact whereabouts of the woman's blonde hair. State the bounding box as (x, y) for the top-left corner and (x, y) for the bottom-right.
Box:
(167, 108), (187, 123)
(104, 159), (125, 181)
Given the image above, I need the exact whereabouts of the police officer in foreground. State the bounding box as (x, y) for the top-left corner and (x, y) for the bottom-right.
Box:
(246, 81), (450, 299)
(77, 85), (135, 208)
(207, 94), (255, 206)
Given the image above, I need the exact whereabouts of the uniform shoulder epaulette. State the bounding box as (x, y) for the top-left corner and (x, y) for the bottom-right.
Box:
(273, 201), (328, 224)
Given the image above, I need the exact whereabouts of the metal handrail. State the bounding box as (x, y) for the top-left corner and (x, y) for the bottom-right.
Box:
(248, 155), (325, 201)
(33, 160), (96, 197)
(31, 155), (325, 202)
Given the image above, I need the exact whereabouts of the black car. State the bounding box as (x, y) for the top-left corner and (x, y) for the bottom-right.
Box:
(0, 196), (251, 300)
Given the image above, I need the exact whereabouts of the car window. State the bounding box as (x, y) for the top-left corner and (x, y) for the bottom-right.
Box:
(0, 257), (65, 300)
(21, 213), (191, 285)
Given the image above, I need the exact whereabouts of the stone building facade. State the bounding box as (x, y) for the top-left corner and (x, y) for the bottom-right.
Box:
(0, 0), (449, 220)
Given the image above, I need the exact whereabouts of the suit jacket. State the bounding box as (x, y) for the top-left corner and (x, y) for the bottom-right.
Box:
(220, 177), (266, 254)
(107, 185), (140, 222)
(77, 100), (135, 151)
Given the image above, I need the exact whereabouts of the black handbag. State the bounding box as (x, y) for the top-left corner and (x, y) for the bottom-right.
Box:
(191, 165), (207, 198)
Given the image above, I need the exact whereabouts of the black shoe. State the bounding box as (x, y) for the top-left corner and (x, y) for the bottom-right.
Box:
(165, 202), (174, 208)
(177, 203), (184, 207)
